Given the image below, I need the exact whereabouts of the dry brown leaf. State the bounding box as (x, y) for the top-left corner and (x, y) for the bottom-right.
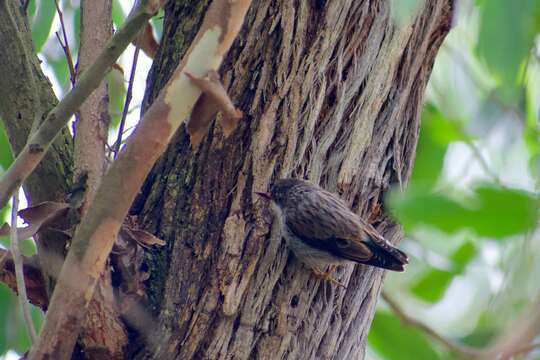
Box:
(185, 71), (243, 147)
(111, 63), (125, 76)
(188, 94), (219, 148)
(0, 201), (72, 240)
(120, 225), (165, 249)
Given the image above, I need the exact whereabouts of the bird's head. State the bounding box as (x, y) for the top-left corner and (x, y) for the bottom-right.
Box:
(255, 178), (307, 207)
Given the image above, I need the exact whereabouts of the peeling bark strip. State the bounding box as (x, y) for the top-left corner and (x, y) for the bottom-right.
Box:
(28, 1), (252, 359)
(0, 0), (158, 210)
(135, 0), (454, 359)
(186, 70), (243, 147)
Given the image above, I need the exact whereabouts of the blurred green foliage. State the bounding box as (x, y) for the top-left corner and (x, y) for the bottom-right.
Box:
(369, 311), (442, 360)
(0, 0), (539, 359)
(369, 1), (540, 359)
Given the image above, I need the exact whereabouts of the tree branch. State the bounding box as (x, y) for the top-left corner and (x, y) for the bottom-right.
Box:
(71, 1), (130, 358)
(382, 291), (482, 358)
(10, 191), (38, 343)
(28, 1), (252, 358)
(383, 291), (540, 359)
(54, 0), (77, 86)
(75, 0), (112, 210)
(113, 47), (140, 158)
(0, 0), (159, 210)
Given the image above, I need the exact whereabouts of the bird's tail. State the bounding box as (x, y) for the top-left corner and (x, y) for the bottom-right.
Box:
(363, 237), (409, 272)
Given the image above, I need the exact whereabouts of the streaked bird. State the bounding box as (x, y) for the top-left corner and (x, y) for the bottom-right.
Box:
(256, 178), (408, 287)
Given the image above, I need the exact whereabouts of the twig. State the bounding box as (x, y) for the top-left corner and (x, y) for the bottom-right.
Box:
(381, 291), (482, 358)
(10, 190), (38, 343)
(464, 139), (502, 186)
(54, 0), (77, 86)
(28, 1), (251, 358)
(503, 341), (540, 358)
(114, 47), (140, 159)
(383, 291), (540, 359)
(0, 0), (158, 210)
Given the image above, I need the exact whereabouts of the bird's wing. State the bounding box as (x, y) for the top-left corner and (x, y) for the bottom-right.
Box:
(284, 188), (372, 262)
(285, 187), (408, 270)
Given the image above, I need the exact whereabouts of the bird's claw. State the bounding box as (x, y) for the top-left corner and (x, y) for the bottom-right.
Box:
(311, 267), (347, 289)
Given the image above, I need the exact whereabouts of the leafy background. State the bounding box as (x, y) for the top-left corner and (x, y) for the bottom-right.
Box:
(1, 0), (539, 359)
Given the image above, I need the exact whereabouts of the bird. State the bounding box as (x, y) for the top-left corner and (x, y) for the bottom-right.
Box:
(256, 178), (408, 287)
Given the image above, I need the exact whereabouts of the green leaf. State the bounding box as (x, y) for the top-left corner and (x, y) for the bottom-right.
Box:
(388, 185), (470, 233)
(49, 57), (70, 93)
(0, 285), (10, 355)
(30, 0), (56, 53)
(112, 0), (126, 28)
(476, 0), (540, 100)
(469, 185), (538, 238)
(107, 67), (127, 128)
(450, 240), (476, 273)
(411, 269), (454, 303)
(388, 185), (538, 238)
(73, 7), (81, 55)
(369, 311), (441, 360)
(411, 241), (477, 303)
(151, 9), (164, 40)
(410, 105), (449, 187)
(27, 0), (36, 18)
(0, 120), (14, 171)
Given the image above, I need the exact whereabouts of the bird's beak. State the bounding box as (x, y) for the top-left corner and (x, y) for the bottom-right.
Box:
(255, 191), (272, 200)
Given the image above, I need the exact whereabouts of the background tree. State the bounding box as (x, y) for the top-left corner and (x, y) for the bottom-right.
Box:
(1, 0), (540, 359)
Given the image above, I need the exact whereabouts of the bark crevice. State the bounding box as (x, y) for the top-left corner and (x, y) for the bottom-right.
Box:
(134, 0), (454, 359)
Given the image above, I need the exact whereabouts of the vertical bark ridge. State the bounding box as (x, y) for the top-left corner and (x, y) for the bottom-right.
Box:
(135, 0), (453, 358)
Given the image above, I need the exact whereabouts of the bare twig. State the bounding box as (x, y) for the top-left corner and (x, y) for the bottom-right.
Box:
(0, 0), (159, 210)
(382, 291), (482, 358)
(28, 1), (251, 358)
(54, 0), (77, 86)
(464, 139), (502, 186)
(383, 291), (540, 359)
(10, 191), (38, 343)
(114, 47), (140, 158)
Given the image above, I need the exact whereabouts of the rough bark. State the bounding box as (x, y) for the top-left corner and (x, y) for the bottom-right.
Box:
(0, 0), (73, 292)
(75, 0), (113, 206)
(74, 1), (130, 358)
(133, 0), (453, 359)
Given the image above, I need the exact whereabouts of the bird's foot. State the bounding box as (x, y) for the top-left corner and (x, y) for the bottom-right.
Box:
(311, 267), (347, 289)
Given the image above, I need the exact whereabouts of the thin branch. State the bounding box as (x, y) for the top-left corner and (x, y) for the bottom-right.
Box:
(464, 138), (502, 186)
(28, 1), (251, 358)
(383, 291), (540, 360)
(54, 0), (77, 86)
(114, 46), (140, 159)
(10, 190), (38, 343)
(0, 0), (159, 210)
(381, 291), (483, 358)
(503, 342), (540, 358)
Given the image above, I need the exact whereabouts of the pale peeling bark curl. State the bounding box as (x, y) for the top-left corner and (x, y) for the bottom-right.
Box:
(27, 1), (252, 359)
(186, 70), (243, 147)
(0, 0), (159, 210)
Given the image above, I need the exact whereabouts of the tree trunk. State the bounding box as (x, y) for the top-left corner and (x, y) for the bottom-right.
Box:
(128, 1), (453, 359)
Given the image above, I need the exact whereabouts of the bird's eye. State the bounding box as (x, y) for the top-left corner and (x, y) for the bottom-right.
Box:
(335, 238), (349, 248)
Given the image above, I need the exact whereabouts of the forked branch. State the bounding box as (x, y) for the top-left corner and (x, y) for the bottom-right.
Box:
(0, 0), (160, 210)
(28, 1), (252, 359)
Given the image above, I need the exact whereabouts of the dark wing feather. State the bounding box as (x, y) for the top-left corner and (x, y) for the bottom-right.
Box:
(284, 185), (408, 271)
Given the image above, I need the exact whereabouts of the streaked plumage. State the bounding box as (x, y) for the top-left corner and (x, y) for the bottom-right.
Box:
(262, 178), (408, 277)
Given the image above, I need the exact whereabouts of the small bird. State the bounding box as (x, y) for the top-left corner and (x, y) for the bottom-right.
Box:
(256, 178), (408, 287)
